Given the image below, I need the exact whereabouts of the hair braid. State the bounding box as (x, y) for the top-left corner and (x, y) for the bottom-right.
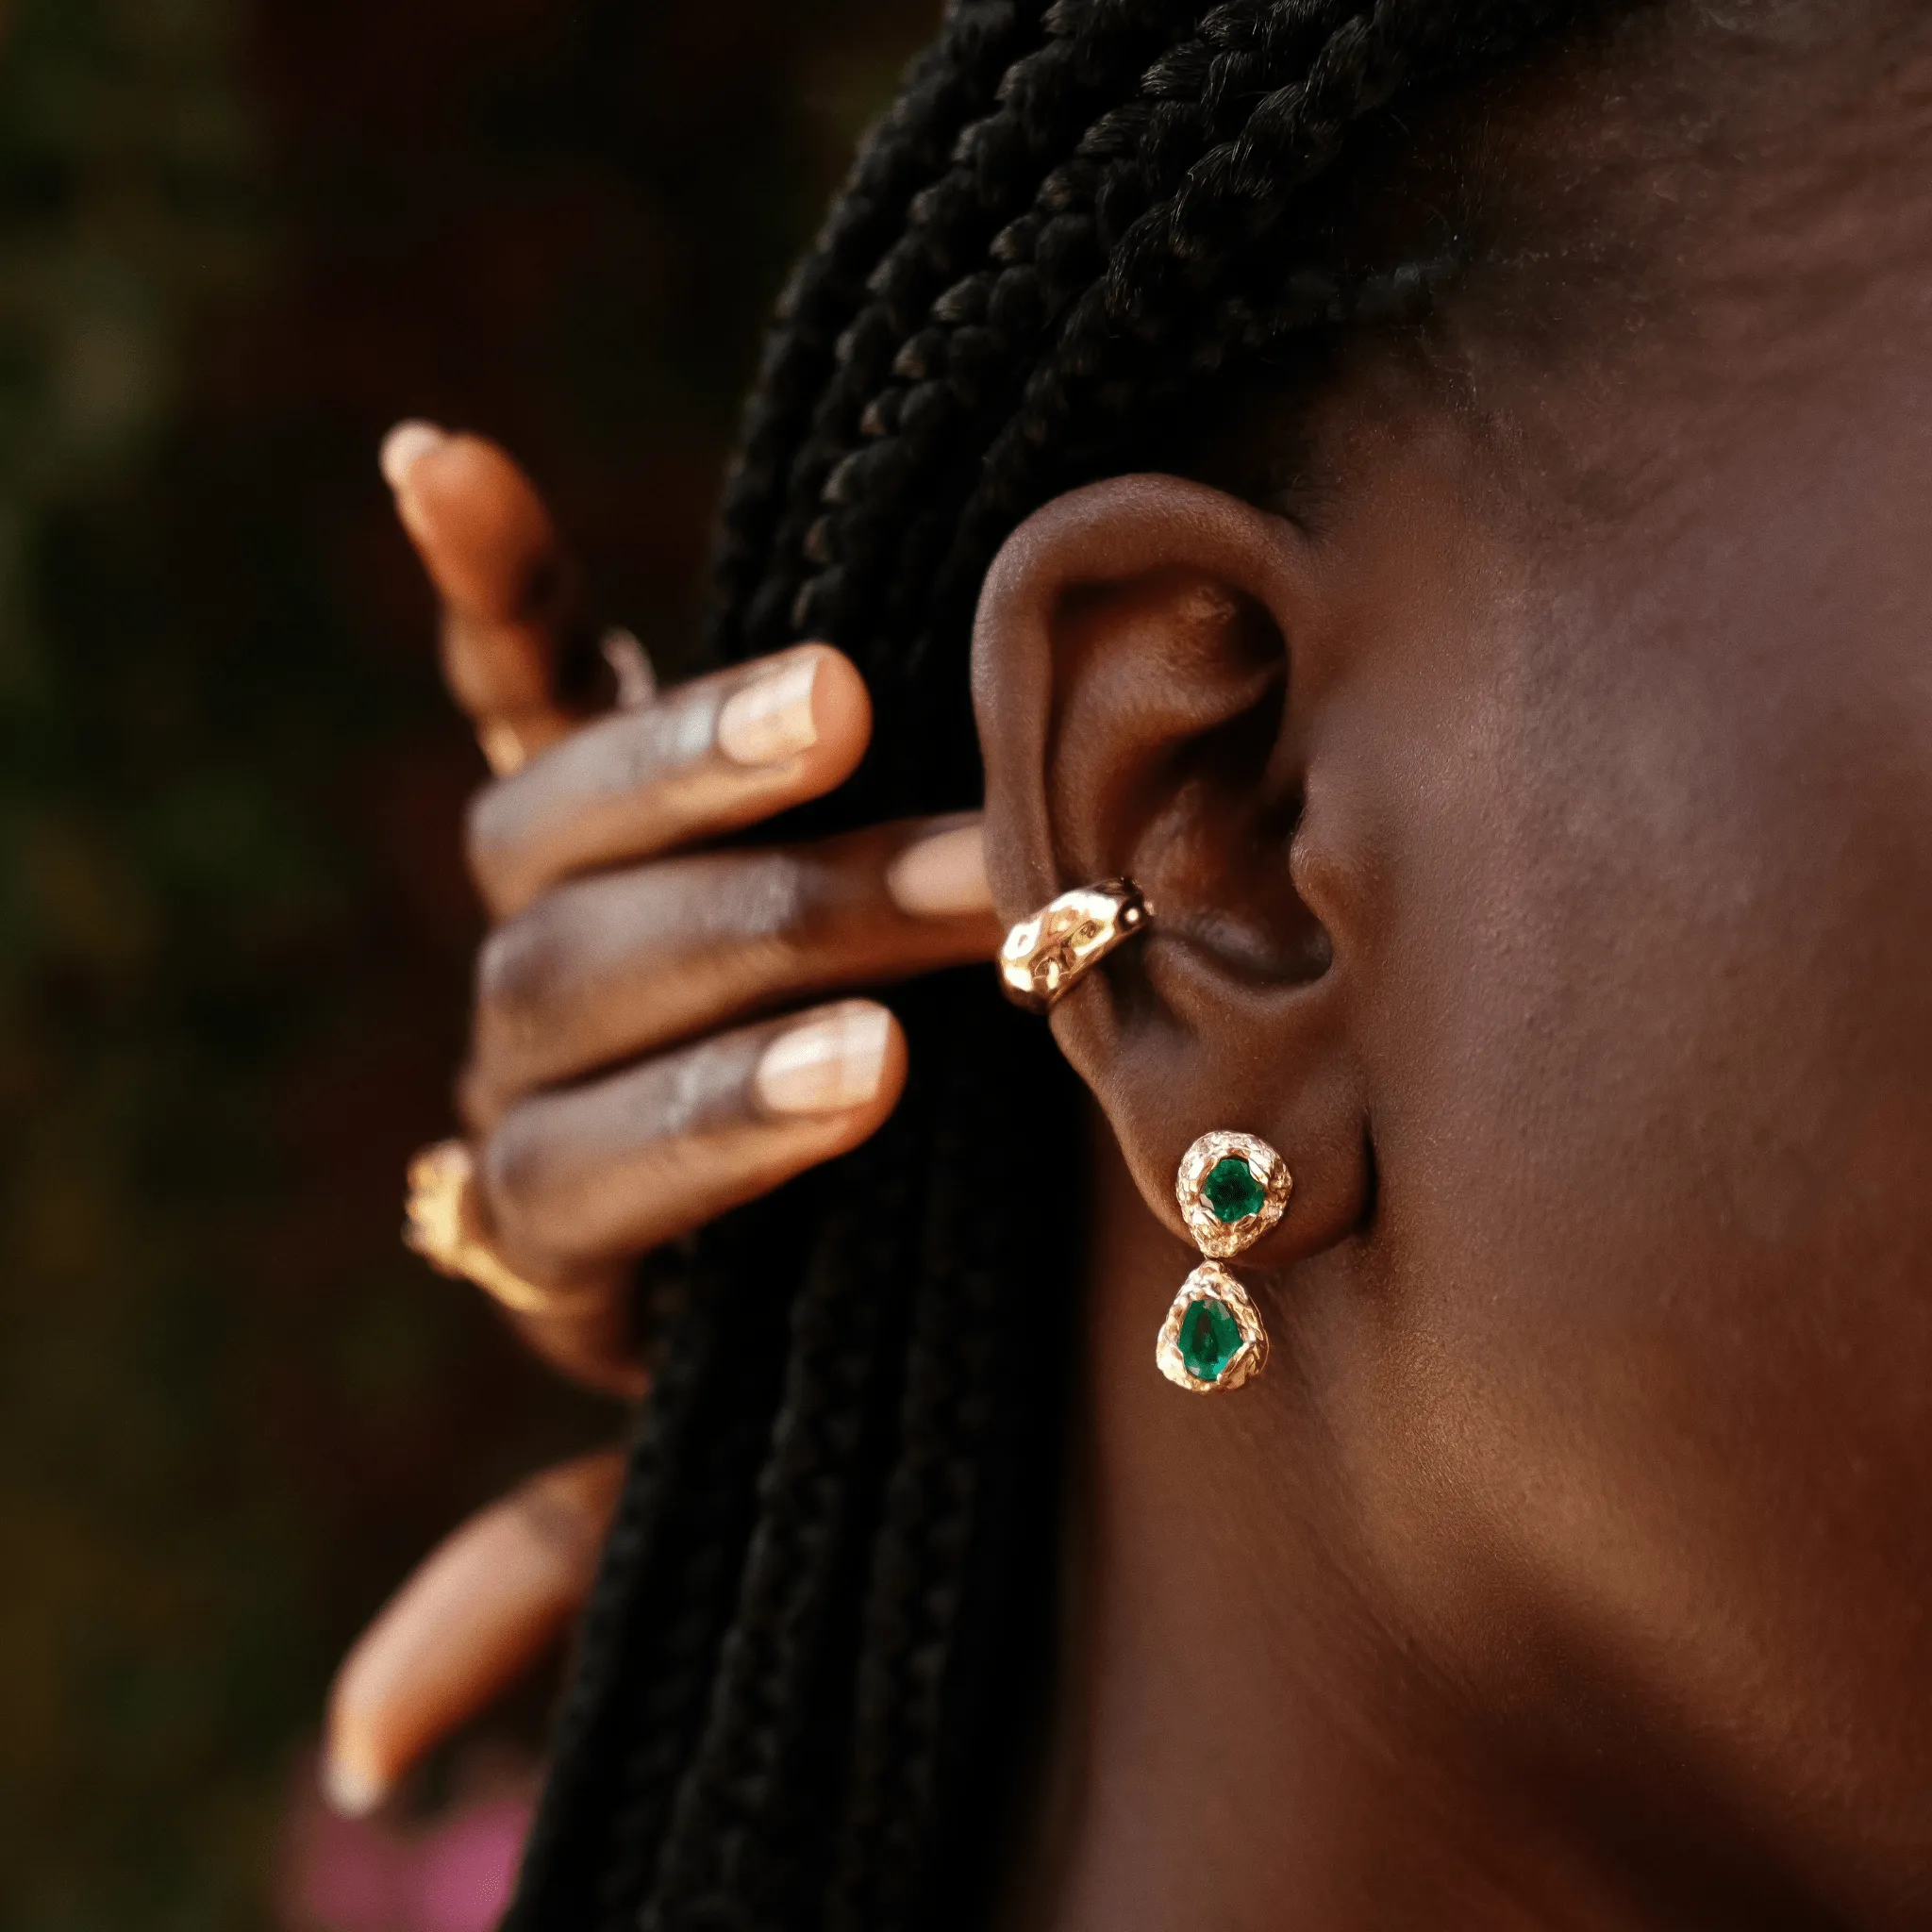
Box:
(728, 1), (1199, 667)
(824, 994), (1078, 1932)
(504, 1197), (809, 1931)
(786, 0), (1587, 726)
(633, 1091), (931, 1929)
(785, 3), (1350, 677)
(708, 0), (1044, 662)
(511, 8), (1603, 1930)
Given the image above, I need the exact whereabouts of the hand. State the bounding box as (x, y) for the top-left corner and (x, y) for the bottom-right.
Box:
(323, 424), (1000, 1815)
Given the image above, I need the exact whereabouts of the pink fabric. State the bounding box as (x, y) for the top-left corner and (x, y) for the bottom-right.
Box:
(279, 1761), (533, 1932)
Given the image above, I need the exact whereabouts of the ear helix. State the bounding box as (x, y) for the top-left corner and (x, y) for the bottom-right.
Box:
(1157, 1131), (1290, 1393)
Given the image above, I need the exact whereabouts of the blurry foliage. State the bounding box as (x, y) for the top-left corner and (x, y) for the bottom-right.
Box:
(0, 7), (290, 1926)
(0, 0), (935, 1925)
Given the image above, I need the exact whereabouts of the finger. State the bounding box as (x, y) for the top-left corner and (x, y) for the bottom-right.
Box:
(322, 1448), (625, 1817)
(500, 1267), (651, 1402)
(464, 815), (996, 1124)
(406, 1139), (650, 1399)
(380, 422), (587, 773)
(466, 643), (873, 921)
(477, 999), (907, 1288)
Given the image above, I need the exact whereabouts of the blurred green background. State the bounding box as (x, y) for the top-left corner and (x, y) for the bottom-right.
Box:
(0, 0), (934, 1923)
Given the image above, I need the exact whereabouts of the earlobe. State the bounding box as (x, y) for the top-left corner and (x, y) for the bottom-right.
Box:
(971, 472), (1371, 1274)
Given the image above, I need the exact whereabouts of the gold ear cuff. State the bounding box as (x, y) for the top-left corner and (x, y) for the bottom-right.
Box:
(997, 878), (1152, 1011)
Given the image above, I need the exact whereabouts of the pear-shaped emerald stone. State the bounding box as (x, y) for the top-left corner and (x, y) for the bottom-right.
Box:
(1178, 1294), (1243, 1382)
(1203, 1155), (1266, 1224)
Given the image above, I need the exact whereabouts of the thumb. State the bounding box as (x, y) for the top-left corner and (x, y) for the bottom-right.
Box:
(322, 1446), (625, 1815)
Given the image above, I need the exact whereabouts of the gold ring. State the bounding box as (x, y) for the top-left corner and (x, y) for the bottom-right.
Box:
(404, 1140), (585, 1317)
(997, 878), (1153, 1012)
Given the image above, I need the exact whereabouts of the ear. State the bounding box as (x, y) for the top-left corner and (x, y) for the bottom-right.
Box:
(973, 474), (1369, 1264)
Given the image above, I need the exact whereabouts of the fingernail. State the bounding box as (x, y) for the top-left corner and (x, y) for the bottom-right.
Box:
(885, 820), (992, 919)
(379, 419), (446, 492)
(755, 1002), (891, 1116)
(320, 1746), (389, 1820)
(716, 653), (820, 767)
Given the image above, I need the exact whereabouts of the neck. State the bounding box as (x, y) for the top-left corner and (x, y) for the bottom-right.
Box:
(997, 1103), (1731, 1932)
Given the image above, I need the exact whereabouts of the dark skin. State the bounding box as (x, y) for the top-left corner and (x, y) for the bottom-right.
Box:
(338, 7), (1932, 1922)
(982, 18), (1932, 1924)
(326, 435), (999, 1807)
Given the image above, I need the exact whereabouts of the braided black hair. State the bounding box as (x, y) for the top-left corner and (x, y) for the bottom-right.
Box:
(507, 5), (1617, 1927)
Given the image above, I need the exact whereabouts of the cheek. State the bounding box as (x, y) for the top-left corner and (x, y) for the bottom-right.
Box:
(1335, 575), (1932, 1820)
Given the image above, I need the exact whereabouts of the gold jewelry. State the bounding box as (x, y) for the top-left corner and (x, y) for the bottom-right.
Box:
(998, 878), (1152, 1012)
(1175, 1128), (1291, 1257)
(1157, 1130), (1291, 1392)
(404, 1140), (583, 1317)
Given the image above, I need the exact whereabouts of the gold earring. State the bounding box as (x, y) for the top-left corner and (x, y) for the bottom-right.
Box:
(998, 878), (1152, 1012)
(1157, 1130), (1291, 1393)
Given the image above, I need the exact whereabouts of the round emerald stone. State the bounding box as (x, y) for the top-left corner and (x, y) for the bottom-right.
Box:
(1203, 1155), (1266, 1224)
(1178, 1295), (1243, 1382)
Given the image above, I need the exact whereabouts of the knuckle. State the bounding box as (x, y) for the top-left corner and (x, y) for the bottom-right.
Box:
(729, 849), (816, 951)
(477, 1108), (555, 1250)
(621, 682), (714, 781)
(475, 904), (565, 1033)
(658, 1028), (763, 1138)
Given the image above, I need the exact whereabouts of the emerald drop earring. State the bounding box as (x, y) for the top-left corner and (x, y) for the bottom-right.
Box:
(1157, 1130), (1291, 1393)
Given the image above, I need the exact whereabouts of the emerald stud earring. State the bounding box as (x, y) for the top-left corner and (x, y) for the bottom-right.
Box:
(1157, 1130), (1291, 1393)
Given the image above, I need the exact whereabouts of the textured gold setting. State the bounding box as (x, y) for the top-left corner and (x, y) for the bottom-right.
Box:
(404, 1139), (584, 1317)
(998, 878), (1152, 1012)
(1158, 1129), (1290, 1394)
(1174, 1129), (1293, 1259)
(1156, 1261), (1270, 1393)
